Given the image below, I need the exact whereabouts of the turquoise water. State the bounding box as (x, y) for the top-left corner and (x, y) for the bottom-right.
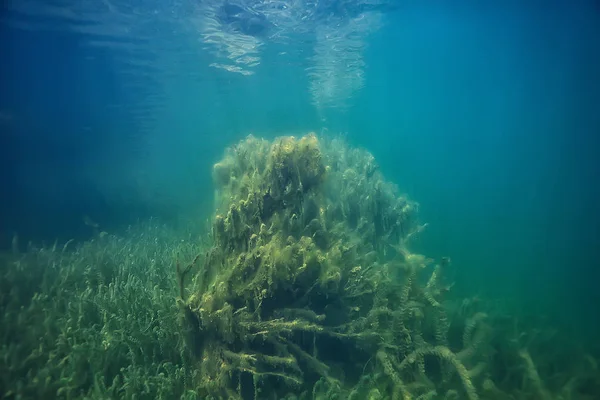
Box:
(1, 1), (599, 399)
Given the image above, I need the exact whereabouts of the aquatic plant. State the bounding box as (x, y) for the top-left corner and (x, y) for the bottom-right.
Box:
(1, 133), (598, 400)
(0, 223), (203, 399)
(172, 133), (545, 399)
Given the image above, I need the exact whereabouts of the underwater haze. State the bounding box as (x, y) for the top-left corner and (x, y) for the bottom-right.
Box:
(1, 0), (600, 399)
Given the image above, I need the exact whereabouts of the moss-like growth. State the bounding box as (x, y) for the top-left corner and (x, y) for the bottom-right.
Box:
(179, 133), (484, 399)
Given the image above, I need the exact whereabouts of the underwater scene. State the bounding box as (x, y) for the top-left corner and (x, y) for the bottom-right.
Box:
(1, 1), (599, 399)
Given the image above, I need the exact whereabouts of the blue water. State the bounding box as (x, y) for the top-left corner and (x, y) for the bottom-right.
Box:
(1, 0), (599, 394)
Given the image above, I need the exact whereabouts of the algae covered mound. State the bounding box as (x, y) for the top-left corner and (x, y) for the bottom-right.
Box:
(178, 133), (483, 399)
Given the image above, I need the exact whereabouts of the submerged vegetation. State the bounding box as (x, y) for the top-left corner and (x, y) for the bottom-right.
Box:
(1, 134), (598, 399)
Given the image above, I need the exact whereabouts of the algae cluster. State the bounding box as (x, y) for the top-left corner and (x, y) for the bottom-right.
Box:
(177, 133), (599, 399)
(1, 133), (599, 400)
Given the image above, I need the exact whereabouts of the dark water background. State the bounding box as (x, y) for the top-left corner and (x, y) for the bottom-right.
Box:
(1, 0), (599, 342)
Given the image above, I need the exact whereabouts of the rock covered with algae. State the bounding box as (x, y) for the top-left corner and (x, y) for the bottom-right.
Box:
(179, 133), (491, 400)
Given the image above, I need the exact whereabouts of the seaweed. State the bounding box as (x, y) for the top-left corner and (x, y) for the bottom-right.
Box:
(177, 134), (498, 399)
